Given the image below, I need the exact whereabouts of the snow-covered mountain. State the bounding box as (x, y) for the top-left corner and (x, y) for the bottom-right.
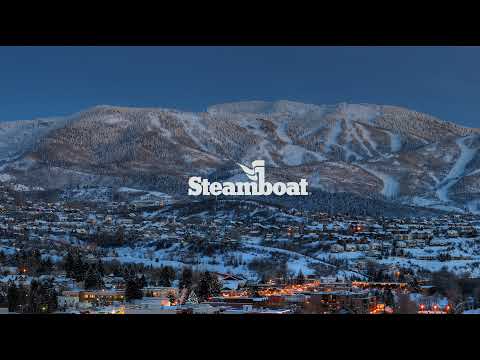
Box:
(1, 100), (480, 214)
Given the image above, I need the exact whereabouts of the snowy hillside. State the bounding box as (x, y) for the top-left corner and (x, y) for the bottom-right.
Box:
(1, 101), (480, 214)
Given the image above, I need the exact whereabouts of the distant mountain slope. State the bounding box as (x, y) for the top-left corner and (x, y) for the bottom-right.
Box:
(1, 101), (480, 214)
(0, 117), (71, 165)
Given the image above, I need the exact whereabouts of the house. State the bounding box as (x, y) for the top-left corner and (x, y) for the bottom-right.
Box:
(79, 289), (125, 304)
(345, 243), (357, 252)
(58, 291), (80, 308)
(330, 244), (344, 253)
(447, 230), (459, 238)
(417, 254), (437, 261)
(410, 231), (433, 241)
(74, 228), (88, 236)
(396, 241), (407, 248)
(142, 286), (178, 299)
(430, 239), (450, 246)
(0, 266), (18, 275)
(103, 275), (125, 289)
(213, 272), (247, 290)
(357, 244), (370, 251)
(308, 290), (377, 314)
(366, 250), (382, 258)
(460, 226), (477, 237)
(348, 223), (365, 234)
(84, 254), (97, 263)
(394, 233), (409, 241)
(189, 303), (221, 314)
(124, 299), (176, 314)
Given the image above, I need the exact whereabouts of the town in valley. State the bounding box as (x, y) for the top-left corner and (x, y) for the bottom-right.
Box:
(1, 182), (480, 315)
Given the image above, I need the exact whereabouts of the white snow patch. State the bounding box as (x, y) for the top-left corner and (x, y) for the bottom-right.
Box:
(325, 120), (342, 152)
(467, 199), (480, 215)
(280, 145), (326, 166)
(436, 136), (478, 202)
(356, 164), (399, 198)
(388, 132), (402, 152)
(338, 103), (380, 124)
(348, 121), (373, 157)
(307, 172), (329, 190)
(103, 115), (126, 125)
(276, 122), (292, 144)
(0, 173), (15, 182)
(118, 187), (144, 193)
(12, 184), (44, 192)
(358, 124), (378, 152)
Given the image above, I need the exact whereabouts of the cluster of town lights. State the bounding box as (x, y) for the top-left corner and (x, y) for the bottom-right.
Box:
(418, 303), (450, 313)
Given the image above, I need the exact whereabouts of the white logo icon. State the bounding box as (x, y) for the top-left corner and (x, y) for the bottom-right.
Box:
(236, 160), (265, 182)
(188, 160), (308, 196)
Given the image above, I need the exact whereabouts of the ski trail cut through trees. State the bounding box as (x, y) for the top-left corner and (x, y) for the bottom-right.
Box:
(436, 136), (478, 203)
(356, 163), (399, 199)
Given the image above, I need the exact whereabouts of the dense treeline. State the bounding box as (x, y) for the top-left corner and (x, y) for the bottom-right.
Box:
(7, 279), (58, 313)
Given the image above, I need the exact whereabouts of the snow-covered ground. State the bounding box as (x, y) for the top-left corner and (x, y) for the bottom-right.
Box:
(436, 136), (478, 202)
(463, 309), (480, 314)
(356, 163), (399, 198)
(325, 120), (342, 152)
(0, 173), (15, 182)
(279, 144), (326, 166)
(388, 131), (402, 152)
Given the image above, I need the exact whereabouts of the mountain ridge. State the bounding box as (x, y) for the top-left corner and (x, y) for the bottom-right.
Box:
(1, 100), (480, 214)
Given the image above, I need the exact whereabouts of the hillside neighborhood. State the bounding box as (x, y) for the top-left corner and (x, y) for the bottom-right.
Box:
(2, 181), (480, 314)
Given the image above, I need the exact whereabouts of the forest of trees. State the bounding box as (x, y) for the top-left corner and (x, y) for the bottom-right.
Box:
(7, 279), (58, 313)
(431, 267), (480, 307)
(63, 251), (104, 288)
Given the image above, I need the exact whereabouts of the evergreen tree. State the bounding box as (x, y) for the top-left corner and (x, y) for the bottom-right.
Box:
(197, 271), (221, 301)
(185, 290), (198, 304)
(210, 275), (222, 297)
(7, 282), (18, 313)
(125, 278), (143, 302)
(197, 272), (211, 301)
(260, 274), (269, 284)
(138, 274), (147, 289)
(71, 254), (87, 282)
(96, 259), (105, 277)
(383, 289), (395, 307)
(247, 284), (261, 298)
(114, 227), (125, 246)
(31, 250), (42, 272)
(296, 270), (305, 285)
(179, 267), (193, 290)
(159, 266), (176, 287)
(26, 280), (38, 313)
(39, 279), (58, 313)
(167, 292), (176, 305)
(27, 280), (53, 313)
(40, 257), (53, 274)
(84, 266), (104, 290)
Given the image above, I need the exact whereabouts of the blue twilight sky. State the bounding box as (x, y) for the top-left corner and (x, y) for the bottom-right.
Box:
(1, 46), (480, 127)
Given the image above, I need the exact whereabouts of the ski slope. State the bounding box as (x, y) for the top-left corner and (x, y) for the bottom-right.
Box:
(436, 136), (478, 202)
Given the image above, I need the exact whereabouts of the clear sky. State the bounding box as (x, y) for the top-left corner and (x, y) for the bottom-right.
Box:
(1, 46), (479, 127)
